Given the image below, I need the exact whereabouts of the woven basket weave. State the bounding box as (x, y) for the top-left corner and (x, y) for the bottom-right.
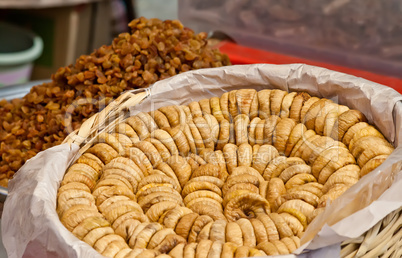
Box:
(340, 207), (402, 258)
(62, 87), (401, 257)
(63, 90), (148, 153)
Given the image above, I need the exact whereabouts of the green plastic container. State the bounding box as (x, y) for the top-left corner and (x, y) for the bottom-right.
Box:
(0, 22), (43, 87)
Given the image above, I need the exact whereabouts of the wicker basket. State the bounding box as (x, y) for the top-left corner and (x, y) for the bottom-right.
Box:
(3, 64), (401, 258)
(340, 206), (402, 258)
(62, 88), (401, 257)
(63, 90), (149, 153)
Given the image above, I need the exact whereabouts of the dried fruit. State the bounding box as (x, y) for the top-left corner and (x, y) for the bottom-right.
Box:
(56, 88), (393, 256)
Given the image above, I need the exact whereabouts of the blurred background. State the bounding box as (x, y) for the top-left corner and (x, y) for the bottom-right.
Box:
(0, 0), (402, 89)
(0, 0), (178, 85)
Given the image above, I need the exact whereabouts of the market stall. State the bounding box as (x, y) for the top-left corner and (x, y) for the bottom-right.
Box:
(0, 2), (401, 257)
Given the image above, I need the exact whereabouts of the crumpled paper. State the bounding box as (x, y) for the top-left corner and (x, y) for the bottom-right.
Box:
(2, 64), (402, 258)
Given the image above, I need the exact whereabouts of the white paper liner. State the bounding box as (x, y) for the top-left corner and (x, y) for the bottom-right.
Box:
(2, 64), (401, 258)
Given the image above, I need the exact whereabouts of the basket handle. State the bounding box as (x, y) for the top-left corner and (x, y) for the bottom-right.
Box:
(63, 91), (149, 147)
